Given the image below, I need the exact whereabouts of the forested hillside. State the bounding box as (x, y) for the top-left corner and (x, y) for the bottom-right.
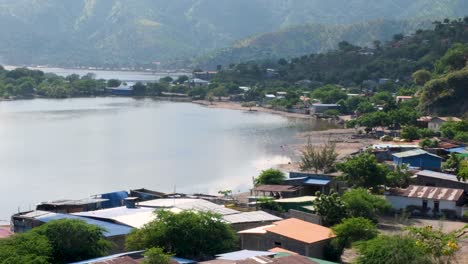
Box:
(195, 20), (434, 69)
(0, 0), (466, 67)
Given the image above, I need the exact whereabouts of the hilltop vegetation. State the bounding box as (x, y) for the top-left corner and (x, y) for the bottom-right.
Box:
(195, 19), (434, 69)
(0, 0), (466, 67)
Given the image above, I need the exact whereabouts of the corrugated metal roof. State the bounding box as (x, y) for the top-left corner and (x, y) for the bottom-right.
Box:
(139, 198), (238, 215)
(216, 250), (275, 260)
(392, 149), (441, 159)
(304, 179), (330, 186)
(275, 196), (316, 203)
(447, 147), (468, 154)
(74, 206), (154, 219)
(70, 251), (144, 264)
(239, 218), (335, 244)
(223, 211), (281, 224)
(253, 185), (302, 193)
(372, 144), (419, 149)
(36, 213), (133, 237)
(38, 198), (108, 206)
(388, 185), (465, 201)
(416, 170), (468, 183)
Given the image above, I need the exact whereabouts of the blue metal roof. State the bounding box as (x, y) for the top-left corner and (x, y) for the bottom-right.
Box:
(172, 257), (197, 264)
(304, 179), (331, 186)
(36, 213), (133, 237)
(100, 191), (128, 208)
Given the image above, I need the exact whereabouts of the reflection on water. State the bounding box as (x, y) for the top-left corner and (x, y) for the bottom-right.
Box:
(0, 98), (338, 222)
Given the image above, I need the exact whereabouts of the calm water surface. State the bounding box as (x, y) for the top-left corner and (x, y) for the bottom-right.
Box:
(0, 98), (335, 222)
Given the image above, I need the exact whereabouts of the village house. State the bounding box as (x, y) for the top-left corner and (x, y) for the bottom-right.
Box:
(412, 170), (468, 191)
(385, 185), (467, 218)
(185, 78), (210, 87)
(395, 95), (413, 103)
(310, 103), (339, 115)
(392, 149), (442, 171)
(284, 172), (345, 195)
(238, 218), (335, 259)
(69, 250), (195, 264)
(193, 71), (217, 81)
(106, 83), (134, 96)
(252, 185), (303, 199)
(428, 117), (462, 132)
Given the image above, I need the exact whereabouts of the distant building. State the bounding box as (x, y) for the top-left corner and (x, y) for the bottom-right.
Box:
(428, 117), (462, 132)
(413, 170), (468, 191)
(310, 104), (339, 115)
(185, 78), (210, 87)
(395, 96), (413, 103)
(392, 149), (442, 170)
(193, 71), (217, 81)
(252, 185), (303, 199)
(385, 185), (467, 218)
(238, 218), (335, 259)
(285, 172), (345, 195)
(106, 84), (133, 96)
(36, 198), (108, 214)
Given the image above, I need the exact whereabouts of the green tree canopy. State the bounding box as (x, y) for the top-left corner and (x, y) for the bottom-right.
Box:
(299, 139), (337, 173)
(0, 232), (52, 264)
(356, 235), (431, 264)
(341, 188), (390, 222)
(331, 217), (378, 249)
(142, 247), (173, 264)
(311, 192), (348, 226)
(126, 210), (236, 261)
(33, 219), (111, 264)
(412, 69), (432, 85)
(254, 168), (286, 186)
(311, 85), (347, 104)
(337, 153), (389, 191)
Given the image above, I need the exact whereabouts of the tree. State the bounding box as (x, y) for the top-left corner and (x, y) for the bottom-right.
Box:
(407, 225), (467, 264)
(412, 69), (432, 85)
(0, 232), (52, 264)
(107, 79), (121, 87)
(337, 153), (388, 191)
(419, 138), (439, 149)
(341, 188), (390, 222)
(143, 247), (173, 264)
(386, 165), (413, 188)
(33, 219), (111, 263)
(331, 217), (378, 249)
(257, 197), (284, 213)
(133, 82), (146, 96)
(299, 139), (337, 173)
(401, 126), (420, 141)
(160, 76), (173, 83)
(174, 75), (189, 84)
(254, 169), (285, 186)
(458, 161), (468, 182)
(311, 192), (348, 226)
(443, 153), (463, 173)
(311, 85), (347, 104)
(126, 210), (236, 261)
(356, 235), (431, 264)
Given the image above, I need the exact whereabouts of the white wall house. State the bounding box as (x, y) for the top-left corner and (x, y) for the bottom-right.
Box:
(385, 185), (466, 218)
(428, 117), (462, 132)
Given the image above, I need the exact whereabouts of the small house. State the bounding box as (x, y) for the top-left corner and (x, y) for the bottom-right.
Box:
(395, 96), (413, 103)
(185, 78), (210, 87)
(238, 218), (335, 259)
(106, 84), (133, 96)
(392, 149), (442, 170)
(285, 172), (345, 195)
(385, 185), (467, 218)
(310, 104), (339, 115)
(428, 117), (462, 132)
(252, 185), (303, 199)
(193, 71), (217, 81)
(413, 170), (468, 191)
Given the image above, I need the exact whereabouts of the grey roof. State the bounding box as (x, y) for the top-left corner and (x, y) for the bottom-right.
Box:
(415, 170), (468, 184)
(216, 250), (275, 261)
(223, 211), (282, 224)
(139, 198), (238, 215)
(38, 198), (108, 206)
(392, 149), (441, 159)
(73, 206), (154, 218)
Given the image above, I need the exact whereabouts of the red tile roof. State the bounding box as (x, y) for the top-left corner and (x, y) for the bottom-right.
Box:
(265, 218), (335, 244)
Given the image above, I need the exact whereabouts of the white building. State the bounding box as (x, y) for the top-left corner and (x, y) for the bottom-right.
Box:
(385, 185), (467, 218)
(428, 117), (462, 132)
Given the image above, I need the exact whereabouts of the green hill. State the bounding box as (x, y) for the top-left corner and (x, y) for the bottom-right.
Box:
(0, 0), (466, 67)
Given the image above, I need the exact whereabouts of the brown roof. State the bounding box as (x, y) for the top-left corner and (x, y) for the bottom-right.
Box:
(94, 256), (143, 264)
(268, 247), (298, 255)
(388, 185), (465, 202)
(434, 117), (462, 122)
(253, 185), (302, 193)
(265, 218), (334, 244)
(438, 142), (459, 149)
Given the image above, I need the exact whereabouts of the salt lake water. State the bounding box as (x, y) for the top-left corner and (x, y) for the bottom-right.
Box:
(0, 97), (337, 222)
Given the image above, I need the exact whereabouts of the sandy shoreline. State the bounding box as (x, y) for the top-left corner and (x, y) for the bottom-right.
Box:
(193, 100), (378, 171)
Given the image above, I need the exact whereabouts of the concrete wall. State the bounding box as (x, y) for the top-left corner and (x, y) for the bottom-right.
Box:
(386, 195), (462, 217)
(415, 175), (468, 191)
(240, 232), (330, 259)
(289, 210), (322, 225)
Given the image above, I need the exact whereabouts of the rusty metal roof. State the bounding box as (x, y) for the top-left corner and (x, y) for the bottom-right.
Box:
(389, 185), (465, 201)
(253, 185), (302, 193)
